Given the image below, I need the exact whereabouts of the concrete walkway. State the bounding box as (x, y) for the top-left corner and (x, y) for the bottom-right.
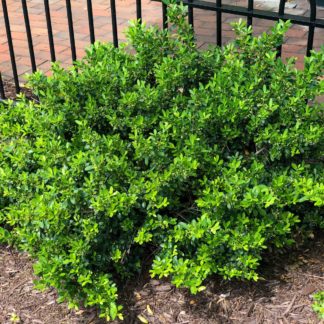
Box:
(0, 0), (323, 82)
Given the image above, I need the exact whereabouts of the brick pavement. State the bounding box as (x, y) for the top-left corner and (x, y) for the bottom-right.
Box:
(0, 0), (323, 83)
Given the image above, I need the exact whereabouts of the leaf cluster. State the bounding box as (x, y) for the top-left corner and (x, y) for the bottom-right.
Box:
(312, 291), (324, 319)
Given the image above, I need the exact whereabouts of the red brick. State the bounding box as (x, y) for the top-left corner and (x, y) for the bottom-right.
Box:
(0, 0), (321, 81)
(285, 26), (308, 38)
(282, 44), (307, 54)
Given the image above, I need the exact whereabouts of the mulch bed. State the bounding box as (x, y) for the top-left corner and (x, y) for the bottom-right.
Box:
(1, 80), (323, 323)
(1, 234), (323, 324)
(0, 80), (35, 101)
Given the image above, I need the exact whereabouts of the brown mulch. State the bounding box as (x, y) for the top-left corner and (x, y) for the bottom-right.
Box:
(0, 80), (35, 101)
(0, 234), (323, 324)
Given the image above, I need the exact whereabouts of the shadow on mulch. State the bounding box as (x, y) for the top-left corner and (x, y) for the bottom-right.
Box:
(0, 234), (323, 324)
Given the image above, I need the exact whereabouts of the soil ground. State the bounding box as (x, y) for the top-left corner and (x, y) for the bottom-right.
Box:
(0, 233), (323, 324)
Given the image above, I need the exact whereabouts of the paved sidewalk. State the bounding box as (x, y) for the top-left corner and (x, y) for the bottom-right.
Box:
(0, 0), (323, 83)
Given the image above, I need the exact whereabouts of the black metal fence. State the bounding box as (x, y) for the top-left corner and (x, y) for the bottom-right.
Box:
(1, 0), (324, 99)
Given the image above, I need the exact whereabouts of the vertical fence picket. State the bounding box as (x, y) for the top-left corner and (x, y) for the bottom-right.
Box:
(87, 0), (95, 44)
(2, 0), (20, 93)
(110, 0), (118, 48)
(0, 72), (5, 99)
(22, 0), (36, 73)
(162, 2), (168, 29)
(66, 0), (77, 62)
(44, 0), (56, 62)
(277, 0), (286, 57)
(307, 0), (317, 56)
(247, 0), (253, 27)
(136, 0), (142, 21)
(188, 0), (194, 27)
(216, 0), (222, 46)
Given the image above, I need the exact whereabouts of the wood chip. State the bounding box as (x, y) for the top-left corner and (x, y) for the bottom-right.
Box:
(246, 303), (255, 317)
(155, 284), (172, 292)
(283, 295), (297, 316)
(301, 284), (316, 296)
(149, 279), (160, 286)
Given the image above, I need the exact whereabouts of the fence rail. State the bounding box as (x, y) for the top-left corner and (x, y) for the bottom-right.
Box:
(0, 0), (324, 99)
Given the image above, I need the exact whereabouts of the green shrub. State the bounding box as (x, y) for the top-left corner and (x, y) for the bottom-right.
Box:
(312, 291), (324, 319)
(0, 2), (323, 320)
